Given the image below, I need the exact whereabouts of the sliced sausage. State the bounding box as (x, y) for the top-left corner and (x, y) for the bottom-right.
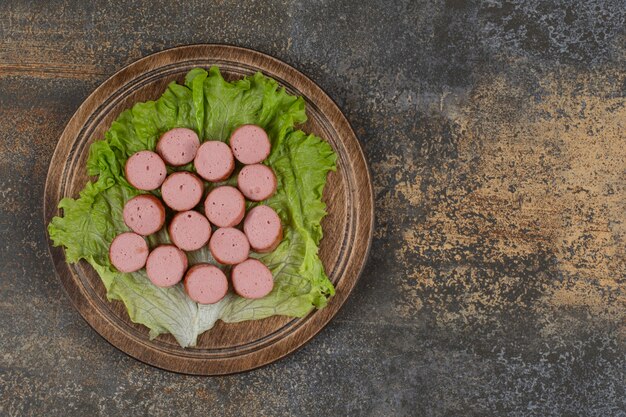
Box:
(194, 141), (235, 182)
(146, 245), (188, 287)
(203, 186), (245, 227)
(231, 259), (274, 299)
(161, 172), (204, 211)
(209, 227), (250, 265)
(125, 151), (167, 191)
(123, 195), (165, 236)
(156, 128), (200, 167)
(229, 124), (271, 164)
(109, 232), (149, 273)
(184, 264), (228, 304)
(237, 164), (277, 201)
(243, 205), (283, 253)
(168, 210), (211, 251)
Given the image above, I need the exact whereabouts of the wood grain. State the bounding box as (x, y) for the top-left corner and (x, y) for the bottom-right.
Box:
(43, 45), (373, 375)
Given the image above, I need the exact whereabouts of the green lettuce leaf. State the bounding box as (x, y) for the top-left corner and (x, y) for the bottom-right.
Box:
(48, 67), (336, 347)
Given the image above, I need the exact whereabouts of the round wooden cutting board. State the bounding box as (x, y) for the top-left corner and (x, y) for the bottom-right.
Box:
(44, 45), (373, 375)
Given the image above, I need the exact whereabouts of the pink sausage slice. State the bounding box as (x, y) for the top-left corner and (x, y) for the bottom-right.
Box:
(230, 125), (271, 164)
(123, 195), (165, 236)
(168, 210), (211, 251)
(243, 205), (283, 253)
(161, 172), (204, 211)
(194, 141), (235, 182)
(204, 186), (245, 227)
(231, 259), (274, 299)
(184, 264), (228, 304)
(109, 232), (149, 273)
(156, 128), (200, 167)
(146, 245), (188, 287)
(209, 227), (250, 265)
(125, 151), (167, 191)
(237, 164), (277, 201)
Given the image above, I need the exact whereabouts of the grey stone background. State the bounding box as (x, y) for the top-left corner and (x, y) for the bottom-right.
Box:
(1, 1), (625, 416)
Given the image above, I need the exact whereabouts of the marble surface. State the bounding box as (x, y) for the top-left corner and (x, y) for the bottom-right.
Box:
(1, 1), (624, 415)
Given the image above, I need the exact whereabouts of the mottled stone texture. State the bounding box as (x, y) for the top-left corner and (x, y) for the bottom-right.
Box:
(1, 1), (625, 416)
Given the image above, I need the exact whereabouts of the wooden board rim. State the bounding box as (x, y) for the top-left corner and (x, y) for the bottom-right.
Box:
(43, 44), (374, 375)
